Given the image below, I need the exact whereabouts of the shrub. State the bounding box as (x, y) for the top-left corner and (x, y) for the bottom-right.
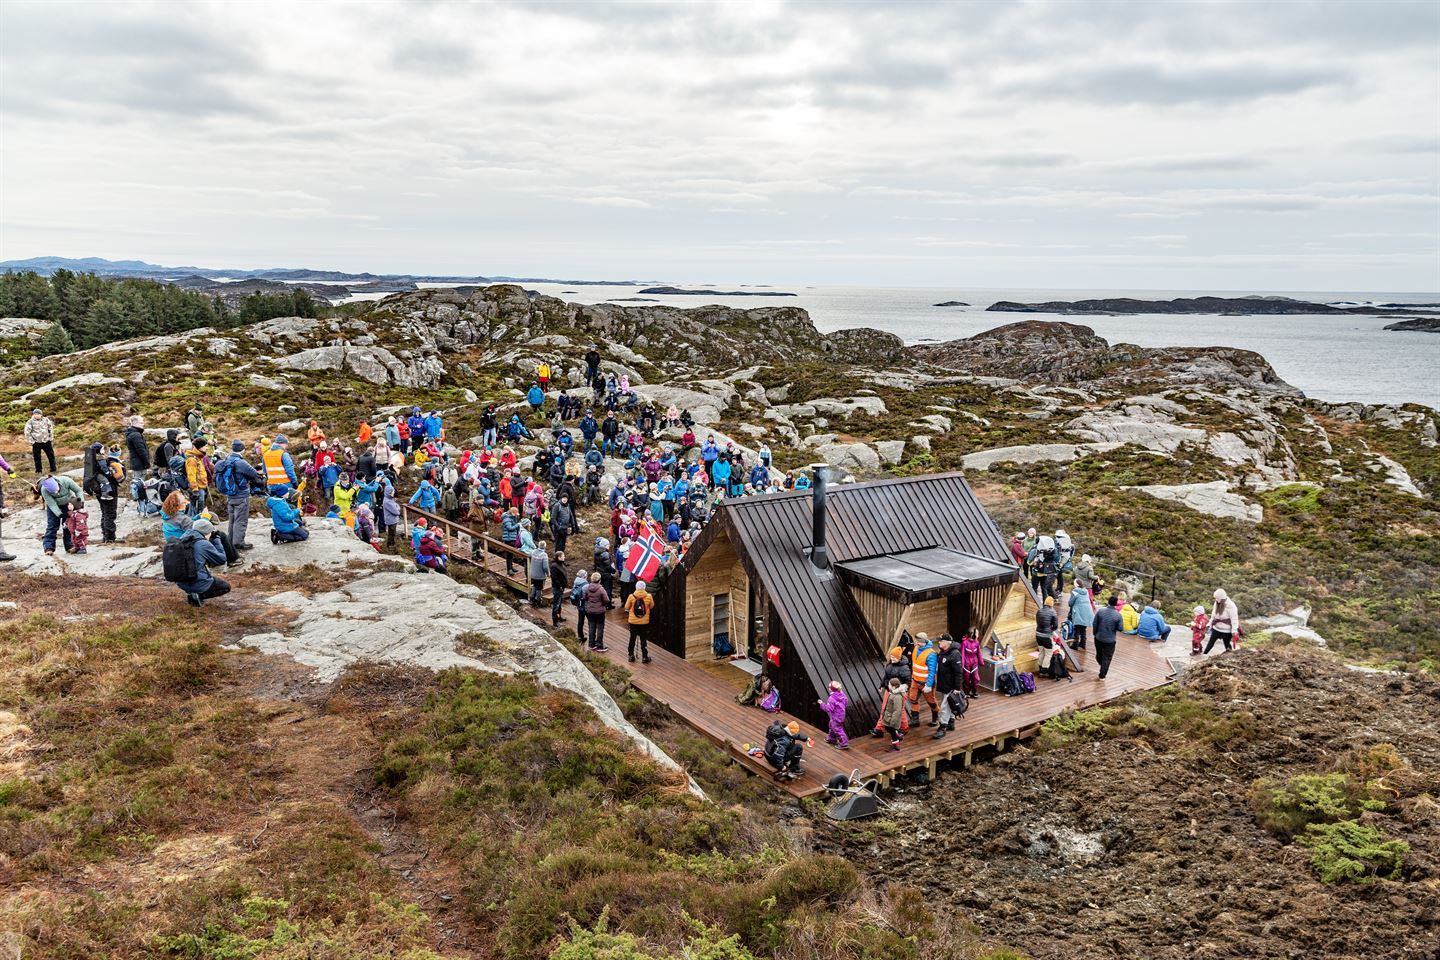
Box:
(761, 855), (861, 911)
(1297, 821), (1409, 883)
(1251, 772), (1383, 840)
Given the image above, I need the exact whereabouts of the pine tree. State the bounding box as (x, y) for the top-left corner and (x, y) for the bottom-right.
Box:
(36, 321), (76, 356)
(73, 297), (130, 349)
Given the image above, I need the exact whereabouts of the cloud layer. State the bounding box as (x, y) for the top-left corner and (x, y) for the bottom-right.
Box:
(1, 0), (1436, 290)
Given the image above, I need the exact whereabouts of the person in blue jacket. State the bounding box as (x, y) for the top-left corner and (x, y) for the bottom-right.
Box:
(1066, 582), (1096, 651)
(409, 477), (441, 513)
(700, 438), (719, 467)
(268, 491), (309, 543)
(749, 462), (769, 489)
(423, 410), (444, 443)
(1137, 605), (1172, 644)
(353, 475), (380, 509)
(527, 382), (545, 412)
(175, 517), (231, 607)
(406, 407), (426, 444)
(794, 471), (811, 490)
(263, 435), (298, 496)
(384, 418), (401, 450)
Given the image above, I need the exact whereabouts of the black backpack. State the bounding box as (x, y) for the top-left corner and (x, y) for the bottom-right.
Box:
(946, 689), (968, 719)
(1047, 653), (1071, 680)
(999, 671), (1024, 697)
(631, 594), (649, 619)
(162, 539), (198, 583)
(168, 454), (190, 491)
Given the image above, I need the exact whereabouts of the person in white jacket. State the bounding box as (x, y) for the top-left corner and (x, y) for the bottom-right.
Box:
(1203, 588), (1241, 653)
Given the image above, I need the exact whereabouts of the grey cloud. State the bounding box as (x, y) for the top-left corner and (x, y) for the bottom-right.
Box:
(997, 62), (1351, 106)
(389, 36), (476, 75)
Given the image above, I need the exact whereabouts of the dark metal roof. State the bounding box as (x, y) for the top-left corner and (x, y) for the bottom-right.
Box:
(692, 472), (1015, 729)
(836, 547), (1018, 603)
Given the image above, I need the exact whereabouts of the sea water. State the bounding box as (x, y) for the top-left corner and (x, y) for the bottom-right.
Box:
(398, 283), (1440, 409)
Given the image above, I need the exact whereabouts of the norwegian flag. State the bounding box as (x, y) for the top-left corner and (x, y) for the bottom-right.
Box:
(625, 531), (665, 583)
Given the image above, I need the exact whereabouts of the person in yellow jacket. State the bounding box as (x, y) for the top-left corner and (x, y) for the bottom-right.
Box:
(906, 632), (940, 728)
(1118, 592), (1142, 633)
(184, 439), (212, 517)
(331, 474), (358, 518)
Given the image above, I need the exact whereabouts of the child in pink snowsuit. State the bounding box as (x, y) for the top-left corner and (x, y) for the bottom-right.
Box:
(819, 680), (849, 749)
(1189, 607), (1209, 656)
(66, 505), (91, 553)
(959, 632), (982, 697)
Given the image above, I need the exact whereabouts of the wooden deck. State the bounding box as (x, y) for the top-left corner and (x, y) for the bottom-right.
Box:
(526, 600), (1174, 798)
(406, 508), (1175, 797)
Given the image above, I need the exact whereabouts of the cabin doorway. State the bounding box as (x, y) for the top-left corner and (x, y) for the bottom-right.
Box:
(947, 593), (972, 639)
(747, 578), (767, 662)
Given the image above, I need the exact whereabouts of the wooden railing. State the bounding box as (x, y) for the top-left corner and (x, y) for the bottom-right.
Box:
(400, 503), (548, 598)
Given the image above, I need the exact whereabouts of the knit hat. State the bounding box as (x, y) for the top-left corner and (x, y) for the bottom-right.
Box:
(1194, 605), (1206, 615)
(888, 646), (903, 660)
(193, 437), (207, 449)
(1044, 596), (1054, 606)
(785, 721), (800, 734)
(1214, 588), (1228, 600)
(232, 440), (245, 452)
(40, 477), (59, 494)
(274, 434), (289, 444)
(192, 518), (214, 536)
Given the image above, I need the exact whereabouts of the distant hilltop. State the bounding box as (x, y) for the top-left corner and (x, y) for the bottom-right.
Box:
(0, 255), (652, 287)
(988, 295), (1440, 319)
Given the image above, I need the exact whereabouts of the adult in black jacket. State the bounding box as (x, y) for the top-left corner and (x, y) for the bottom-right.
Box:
(1092, 595), (1125, 681)
(592, 538), (616, 606)
(155, 429), (180, 471)
(1035, 597), (1060, 672)
(125, 417), (151, 472)
(549, 498), (573, 552)
(584, 347), (601, 385)
(355, 450), (376, 482)
(932, 635), (963, 738)
(549, 551), (570, 627)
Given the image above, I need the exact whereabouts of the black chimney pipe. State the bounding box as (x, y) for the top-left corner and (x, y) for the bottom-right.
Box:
(810, 462), (829, 569)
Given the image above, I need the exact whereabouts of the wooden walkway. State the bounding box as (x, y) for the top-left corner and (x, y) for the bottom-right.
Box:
(407, 507), (1176, 797)
(522, 601), (1174, 798)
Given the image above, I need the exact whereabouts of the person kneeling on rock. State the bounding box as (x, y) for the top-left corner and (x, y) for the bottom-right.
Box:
(173, 517), (231, 608)
(763, 720), (810, 782)
(268, 490), (309, 544)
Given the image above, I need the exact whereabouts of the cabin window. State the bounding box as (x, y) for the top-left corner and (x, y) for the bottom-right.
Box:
(712, 593), (730, 648)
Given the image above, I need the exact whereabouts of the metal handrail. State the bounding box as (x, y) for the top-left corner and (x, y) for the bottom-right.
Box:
(1090, 559), (1159, 605)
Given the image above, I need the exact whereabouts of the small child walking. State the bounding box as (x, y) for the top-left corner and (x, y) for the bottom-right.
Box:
(65, 504), (91, 554)
(818, 680), (849, 749)
(879, 677), (906, 751)
(959, 631), (982, 697)
(1189, 605), (1210, 656)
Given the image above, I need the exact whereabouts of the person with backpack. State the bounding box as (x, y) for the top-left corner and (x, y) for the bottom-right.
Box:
(932, 635), (963, 738)
(623, 580), (653, 663)
(153, 429), (179, 472)
(1092, 594), (1125, 681)
(1035, 596), (1060, 672)
(268, 490), (308, 543)
(184, 439), (212, 517)
(217, 440), (262, 550)
(39, 474), (84, 555)
(82, 442), (123, 543)
(167, 516), (231, 607)
(549, 549), (570, 627)
(24, 408), (56, 473)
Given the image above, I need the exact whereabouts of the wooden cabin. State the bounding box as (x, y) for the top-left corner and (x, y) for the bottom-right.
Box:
(653, 469), (1045, 737)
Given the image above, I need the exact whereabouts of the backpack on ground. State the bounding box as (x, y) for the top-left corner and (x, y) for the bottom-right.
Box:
(167, 454), (190, 491)
(1018, 671), (1036, 693)
(713, 634), (734, 658)
(162, 539), (198, 583)
(999, 671), (1024, 697)
(215, 458), (245, 498)
(1047, 653), (1071, 681)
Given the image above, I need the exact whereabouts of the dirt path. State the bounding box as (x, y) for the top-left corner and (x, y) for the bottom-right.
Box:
(820, 648), (1439, 959)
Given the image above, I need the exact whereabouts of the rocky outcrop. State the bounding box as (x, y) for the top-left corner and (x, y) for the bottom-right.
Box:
(0, 317), (49, 339)
(636, 286), (796, 297)
(1121, 481), (1265, 523)
(961, 442), (1120, 471)
(14, 372), (125, 403)
(914, 320), (1297, 394)
(273, 344), (445, 388)
(1383, 317), (1440, 332)
(236, 572), (694, 788)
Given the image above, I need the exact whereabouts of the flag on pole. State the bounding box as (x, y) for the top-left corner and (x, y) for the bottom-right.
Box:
(625, 531), (665, 583)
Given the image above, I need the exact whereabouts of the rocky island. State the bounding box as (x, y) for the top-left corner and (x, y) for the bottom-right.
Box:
(1384, 317), (1440, 332)
(933, 300), (971, 307)
(637, 285), (797, 296)
(988, 295), (1440, 318)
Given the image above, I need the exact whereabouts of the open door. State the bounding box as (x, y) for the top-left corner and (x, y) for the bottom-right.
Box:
(747, 578), (767, 662)
(947, 592), (972, 639)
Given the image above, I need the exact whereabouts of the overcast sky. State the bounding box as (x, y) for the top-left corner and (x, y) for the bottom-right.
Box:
(2, 0), (1437, 290)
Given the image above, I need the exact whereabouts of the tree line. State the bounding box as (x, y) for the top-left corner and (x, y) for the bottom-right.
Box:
(0, 270), (321, 356)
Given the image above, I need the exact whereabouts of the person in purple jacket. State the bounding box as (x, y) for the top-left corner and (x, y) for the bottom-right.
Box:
(0, 452), (15, 562)
(818, 680), (850, 749)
